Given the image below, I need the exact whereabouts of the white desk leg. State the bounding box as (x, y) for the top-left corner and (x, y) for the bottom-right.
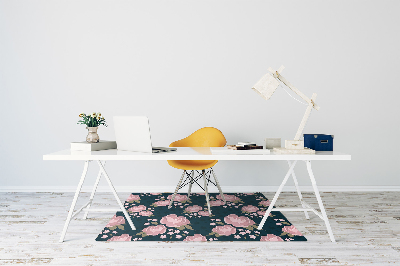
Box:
(97, 160), (136, 231)
(211, 168), (226, 204)
(59, 160), (90, 242)
(306, 160), (336, 242)
(288, 160), (310, 220)
(83, 161), (106, 219)
(257, 160), (297, 230)
(203, 170), (212, 215)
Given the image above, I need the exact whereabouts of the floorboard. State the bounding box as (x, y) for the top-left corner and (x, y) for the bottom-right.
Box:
(0, 192), (399, 265)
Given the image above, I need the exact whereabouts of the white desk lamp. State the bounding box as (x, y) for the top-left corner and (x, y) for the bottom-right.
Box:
(252, 66), (319, 154)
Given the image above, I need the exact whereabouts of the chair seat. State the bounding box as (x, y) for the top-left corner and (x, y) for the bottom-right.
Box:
(167, 160), (218, 170)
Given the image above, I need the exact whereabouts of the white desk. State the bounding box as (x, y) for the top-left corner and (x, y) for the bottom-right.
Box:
(43, 148), (351, 242)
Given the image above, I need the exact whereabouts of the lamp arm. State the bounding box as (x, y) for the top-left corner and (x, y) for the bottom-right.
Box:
(294, 93), (317, 140)
(273, 72), (320, 111)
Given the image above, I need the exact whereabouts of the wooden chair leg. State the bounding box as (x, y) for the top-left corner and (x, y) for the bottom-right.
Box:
(203, 169), (212, 215)
(188, 170), (194, 198)
(211, 168), (226, 204)
(168, 170), (186, 209)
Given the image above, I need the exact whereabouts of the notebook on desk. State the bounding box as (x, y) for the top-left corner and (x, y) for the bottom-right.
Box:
(113, 116), (176, 153)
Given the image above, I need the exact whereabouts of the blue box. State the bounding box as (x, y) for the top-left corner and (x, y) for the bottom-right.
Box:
(304, 134), (334, 151)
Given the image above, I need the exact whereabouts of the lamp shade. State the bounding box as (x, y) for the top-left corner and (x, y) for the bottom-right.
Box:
(251, 73), (280, 101)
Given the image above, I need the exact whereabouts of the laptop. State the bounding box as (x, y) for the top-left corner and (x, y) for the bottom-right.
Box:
(113, 116), (176, 153)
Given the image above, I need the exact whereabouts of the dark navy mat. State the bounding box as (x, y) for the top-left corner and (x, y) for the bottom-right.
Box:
(96, 192), (306, 242)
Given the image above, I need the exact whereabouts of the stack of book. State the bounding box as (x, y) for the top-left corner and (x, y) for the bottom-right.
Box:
(211, 142), (270, 155)
(227, 142), (263, 150)
(70, 140), (117, 151)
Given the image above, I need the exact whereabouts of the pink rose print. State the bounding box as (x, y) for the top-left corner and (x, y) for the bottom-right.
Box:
(126, 194), (140, 201)
(154, 200), (170, 206)
(143, 225), (167, 236)
(242, 205), (259, 213)
(217, 194), (240, 202)
(185, 205), (203, 213)
(139, 211), (153, 216)
(210, 200), (225, 206)
(260, 234), (284, 241)
(128, 205), (146, 212)
(106, 215), (125, 227)
(282, 225), (303, 236)
(259, 200), (271, 207)
(212, 225), (237, 236)
(183, 234), (207, 242)
(108, 234), (132, 241)
(257, 210), (266, 216)
(224, 214), (255, 228)
(198, 211), (210, 216)
(167, 194), (188, 202)
(160, 214), (190, 228)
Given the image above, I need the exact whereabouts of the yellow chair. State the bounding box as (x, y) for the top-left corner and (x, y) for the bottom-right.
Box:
(168, 127), (227, 214)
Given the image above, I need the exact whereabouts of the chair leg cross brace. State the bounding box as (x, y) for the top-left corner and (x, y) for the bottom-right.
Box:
(169, 168), (225, 215)
(257, 160), (336, 242)
(59, 160), (136, 243)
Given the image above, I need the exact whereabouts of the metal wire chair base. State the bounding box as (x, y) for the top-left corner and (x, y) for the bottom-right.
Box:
(178, 169), (216, 191)
(168, 167), (226, 214)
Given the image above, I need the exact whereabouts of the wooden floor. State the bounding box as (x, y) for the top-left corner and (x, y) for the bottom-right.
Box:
(0, 191), (399, 265)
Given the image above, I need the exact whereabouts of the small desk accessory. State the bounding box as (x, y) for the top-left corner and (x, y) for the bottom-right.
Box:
(265, 138), (281, 149)
(304, 134), (334, 151)
(252, 66), (319, 154)
(71, 140), (117, 151)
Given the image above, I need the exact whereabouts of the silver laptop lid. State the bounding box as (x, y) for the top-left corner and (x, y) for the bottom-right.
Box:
(113, 116), (153, 153)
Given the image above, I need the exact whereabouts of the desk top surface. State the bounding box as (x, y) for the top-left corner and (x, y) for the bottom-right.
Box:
(43, 147), (351, 161)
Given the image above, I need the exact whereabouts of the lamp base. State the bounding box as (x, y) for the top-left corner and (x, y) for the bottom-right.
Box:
(285, 140), (304, 149)
(273, 147), (315, 154)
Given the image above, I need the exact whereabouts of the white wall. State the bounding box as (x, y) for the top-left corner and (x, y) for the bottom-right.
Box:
(1, 0), (399, 190)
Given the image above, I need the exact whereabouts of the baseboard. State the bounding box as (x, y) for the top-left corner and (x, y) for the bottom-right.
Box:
(1, 186), (400, 193)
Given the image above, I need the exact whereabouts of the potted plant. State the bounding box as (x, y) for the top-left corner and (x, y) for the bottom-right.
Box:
(77, 112), (107, 143)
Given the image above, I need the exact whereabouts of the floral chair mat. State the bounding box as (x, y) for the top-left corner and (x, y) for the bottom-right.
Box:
(96, 192), (306, 242)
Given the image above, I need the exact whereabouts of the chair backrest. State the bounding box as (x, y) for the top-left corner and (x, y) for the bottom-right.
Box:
(170, 127), (226, 148)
